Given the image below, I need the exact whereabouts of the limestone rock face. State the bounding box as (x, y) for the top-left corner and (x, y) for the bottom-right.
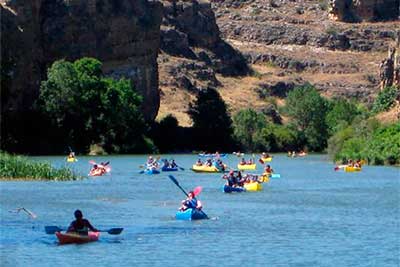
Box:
(329, 0), (399, 22)
(1, 0), (163, 120)
(160, 0), (249, 76)
(380, 32), (400, 89)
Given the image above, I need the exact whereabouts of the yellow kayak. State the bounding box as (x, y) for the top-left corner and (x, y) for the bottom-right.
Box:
(344, 166), (362, 172)
(192, 165), (224, 173)
(243, 182), (263, 191)
(67, 157), (77, 162)
(237, 164), (256, 170)
(261, 157), (272, 162)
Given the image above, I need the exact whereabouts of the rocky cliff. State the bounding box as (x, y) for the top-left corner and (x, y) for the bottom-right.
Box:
(329, 0), (399, 22)
(1, 0), (163, 121)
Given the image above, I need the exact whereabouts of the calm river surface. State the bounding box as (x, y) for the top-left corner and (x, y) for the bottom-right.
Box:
(1, 154), (399, 267)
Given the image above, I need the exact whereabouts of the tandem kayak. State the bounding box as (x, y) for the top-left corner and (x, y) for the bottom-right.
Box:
(145, 169), (160, 174)
(222, 185), (246, 193)
(55, 231), (100, 245)
(192, 165), (226, 173)
(237, 164), (256, 170)
(243, 182), (263, 191)
(176, 208), (208, 220)
(344, 166), (361, 172)
(161, 166), (178, 172)
(261, 157), (272, 162)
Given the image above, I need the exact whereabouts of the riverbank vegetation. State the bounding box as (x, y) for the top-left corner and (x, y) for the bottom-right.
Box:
(0, 152), (81, 180)
(1, 57), (398, 166)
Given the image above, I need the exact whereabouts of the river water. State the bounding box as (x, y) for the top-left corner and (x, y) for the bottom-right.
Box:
(0, 154), (399, 267)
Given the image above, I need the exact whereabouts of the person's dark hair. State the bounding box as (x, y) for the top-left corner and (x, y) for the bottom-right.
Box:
(74, 209), (83, 219)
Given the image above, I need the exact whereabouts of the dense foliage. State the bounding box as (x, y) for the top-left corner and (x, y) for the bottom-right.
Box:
(0, 152), (81, 180)
(372, 86), (399, 113)
(38, 58), (151, 153)
(188, 88), (235, 151)
(328, 121), (400, 165)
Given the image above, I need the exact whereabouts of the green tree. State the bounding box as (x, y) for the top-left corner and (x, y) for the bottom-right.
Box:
(38, 57), (148, 153)
(285, 84), (329, 151)
(188, 88), (234, 151)
(326, 98), (359, 134)
(233, 109), (267, 151)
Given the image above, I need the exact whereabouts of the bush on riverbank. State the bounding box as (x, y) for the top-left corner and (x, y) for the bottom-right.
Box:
(0, 152), (81, 180)
(328, 121), (400, 165)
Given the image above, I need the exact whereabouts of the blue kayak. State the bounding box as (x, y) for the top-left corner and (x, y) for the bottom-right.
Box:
(145, 169), (160, 175)
(161, 166), (178, 172)
(222, 185), (246, 193)
(176, 208), (208, 220)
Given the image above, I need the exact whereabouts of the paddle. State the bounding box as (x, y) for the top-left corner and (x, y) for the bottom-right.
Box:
(193, 186), (202, 196)
(167, 175), (209, 219)
(45, 226), (123, 235)
(270, 173), (281, 178)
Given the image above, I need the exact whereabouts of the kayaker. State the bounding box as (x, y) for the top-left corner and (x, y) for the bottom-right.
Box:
(264, 165), (274, 174)
(247, 158), (253, 165)
(215, 159), (225, 171)
(240, 158), (246, 165)
(179, 191), (202, 211)
(170, 159), (178, 168)
(223, 170), (238, 187)
(162, 159), (170, 168)
(67, 210), (98, 235)
(196, 159), (203, 166)
(205, 159), (212, 167)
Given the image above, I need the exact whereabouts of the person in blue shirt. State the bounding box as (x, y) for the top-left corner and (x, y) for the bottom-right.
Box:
(179, 191), (202, 211)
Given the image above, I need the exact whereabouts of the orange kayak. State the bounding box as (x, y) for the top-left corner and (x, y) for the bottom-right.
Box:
(56, 231), (100, 245)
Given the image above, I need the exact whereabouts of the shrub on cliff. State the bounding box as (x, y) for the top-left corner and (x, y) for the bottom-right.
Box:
(38, 58), (150, 153)
(284, 84), (329, 151)
(372, 86), (399, 113)
(188, 87), (235, 151)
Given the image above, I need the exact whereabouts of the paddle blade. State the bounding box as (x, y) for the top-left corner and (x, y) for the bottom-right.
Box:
(271, 174), (281, 178)
(45, 226), (63, 234)
(89, 160), (96, 165)
(334, 166), (339, 171)
(105, 228), (123, 235)
(193, 186), (202, 196)
(258, 158), (264, 164)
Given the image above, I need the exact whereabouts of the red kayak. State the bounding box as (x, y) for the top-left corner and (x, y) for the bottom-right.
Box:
(55, 231), (100, 245)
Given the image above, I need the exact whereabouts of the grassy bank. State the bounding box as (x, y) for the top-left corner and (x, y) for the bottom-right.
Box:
(0, 152), (81, 181)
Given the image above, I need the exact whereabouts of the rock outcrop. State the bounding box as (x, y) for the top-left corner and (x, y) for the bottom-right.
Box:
(160, 0), (250, 76)
(329, 0), (400, 22)
(380, 32), (400, 89)
(1, 0), (163, 121)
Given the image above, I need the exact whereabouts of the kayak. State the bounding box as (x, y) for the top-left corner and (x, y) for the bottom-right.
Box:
(67, 157), (77, 162)
(243, 182), (263, 191)
(145, 169), (160, 174)
(55, 231), (100, 245)
(89, 166), (111, 177)
(192, 165), (225, 173)
(176, 208), (208, 220)
(344, 166), (361, 172)
(222, 185), (246, 193)
(237, 164), (256, 170)
(161, 166), (178, 172)
(261, 157), (272, 162)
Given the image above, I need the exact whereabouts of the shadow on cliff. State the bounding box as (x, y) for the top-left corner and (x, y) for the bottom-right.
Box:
(160, 0), (250, 77)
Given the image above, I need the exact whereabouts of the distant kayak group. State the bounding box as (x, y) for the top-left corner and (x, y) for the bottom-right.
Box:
(55, 150), (365, 245)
